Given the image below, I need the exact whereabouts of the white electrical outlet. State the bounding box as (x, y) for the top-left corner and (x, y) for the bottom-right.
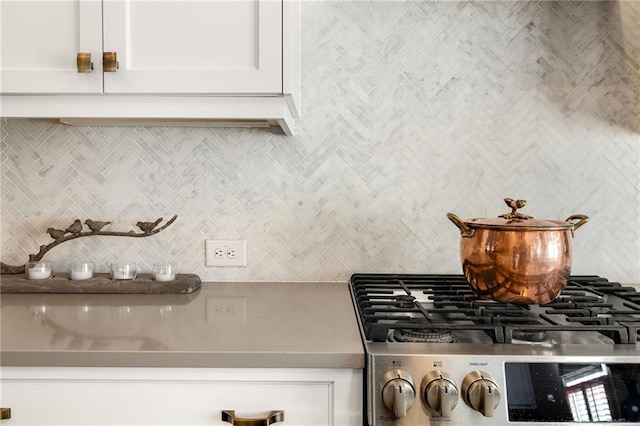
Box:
(205, 240), (247, 267)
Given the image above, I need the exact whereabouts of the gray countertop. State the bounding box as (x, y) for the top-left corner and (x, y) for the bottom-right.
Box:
(0, 281), (365, 369)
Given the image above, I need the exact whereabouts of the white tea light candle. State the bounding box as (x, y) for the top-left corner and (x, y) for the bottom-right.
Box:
(153, 262), (176, 282)
(27, 262), (52, 280)
(71, 270), (92, 280)
(110, 262), (137, 280)
(70, 262), (95, 280)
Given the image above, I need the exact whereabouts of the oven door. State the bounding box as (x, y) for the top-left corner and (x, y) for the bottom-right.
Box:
(506, 362), (640, 423)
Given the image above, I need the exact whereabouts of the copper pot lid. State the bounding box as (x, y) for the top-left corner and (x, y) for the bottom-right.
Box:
(448, 198), (589, 233)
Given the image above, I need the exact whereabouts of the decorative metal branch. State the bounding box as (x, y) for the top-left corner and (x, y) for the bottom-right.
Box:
(1, 215), (178, 275)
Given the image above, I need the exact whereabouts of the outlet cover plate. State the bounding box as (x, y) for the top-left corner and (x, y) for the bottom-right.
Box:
(205, 240), (247, 267)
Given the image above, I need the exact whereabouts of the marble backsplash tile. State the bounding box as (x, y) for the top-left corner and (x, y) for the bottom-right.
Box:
(2, 1), (639, 283)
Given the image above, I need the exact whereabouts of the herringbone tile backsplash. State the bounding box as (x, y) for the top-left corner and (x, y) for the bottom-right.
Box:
(2, 1), (639, 283)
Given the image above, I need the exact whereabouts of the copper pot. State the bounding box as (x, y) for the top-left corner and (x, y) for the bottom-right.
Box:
(447, 198), (589, 304)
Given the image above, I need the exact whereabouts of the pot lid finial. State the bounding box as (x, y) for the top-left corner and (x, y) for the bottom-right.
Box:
(498, 198), (533, 221)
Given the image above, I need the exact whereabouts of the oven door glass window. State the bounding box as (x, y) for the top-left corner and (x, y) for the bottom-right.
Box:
(505, 363), (640, 423)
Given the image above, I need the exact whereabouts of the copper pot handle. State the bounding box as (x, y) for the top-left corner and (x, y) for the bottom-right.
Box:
(221, 410), (284, 426)
(566, 214), (589, 232)
(447, 213), (475, 238)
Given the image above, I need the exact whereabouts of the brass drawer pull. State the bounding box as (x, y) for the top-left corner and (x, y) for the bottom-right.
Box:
(76, 52), (94, 73)
(103, 52), (119, 72)
(1, 408), (11, 420)
(221, 410), (284, 426)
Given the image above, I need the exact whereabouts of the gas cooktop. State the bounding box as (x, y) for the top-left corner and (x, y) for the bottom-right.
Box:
(351, 274), (640, 346)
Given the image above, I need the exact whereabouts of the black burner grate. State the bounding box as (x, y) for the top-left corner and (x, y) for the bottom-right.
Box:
(350, 274), (640, 344)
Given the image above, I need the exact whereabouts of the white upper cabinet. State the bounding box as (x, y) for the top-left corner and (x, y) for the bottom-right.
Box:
(102, 1), (282, 94)
(0, 0), (300, 134)
(0, 0), (103, 93)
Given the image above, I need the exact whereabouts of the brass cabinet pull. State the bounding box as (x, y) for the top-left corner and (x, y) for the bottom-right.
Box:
(103, 52), (119, 72)
(0, 408), (11, 420)
(221, 410), (284, 426)
(76, 52), (94, 73)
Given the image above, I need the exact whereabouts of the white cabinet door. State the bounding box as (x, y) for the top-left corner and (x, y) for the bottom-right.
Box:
(0, 0), (103, 94)
(1, 367), (362, 425)
(102, 0), (283, 94)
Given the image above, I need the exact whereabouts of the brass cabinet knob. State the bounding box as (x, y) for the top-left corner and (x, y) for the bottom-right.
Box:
(0, 408), (11, 420)
(76, 52), (94, 73)
(221, 410), (284, 426)
(103, 52), (119, 72)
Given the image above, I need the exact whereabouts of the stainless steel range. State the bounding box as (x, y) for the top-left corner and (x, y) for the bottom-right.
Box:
(349, 274), (640, 425)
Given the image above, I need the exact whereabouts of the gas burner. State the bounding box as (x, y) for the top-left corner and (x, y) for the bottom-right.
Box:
(511, 329), (547, 343)
(392, 328), (454, 343)
(394, 294), (415, 309)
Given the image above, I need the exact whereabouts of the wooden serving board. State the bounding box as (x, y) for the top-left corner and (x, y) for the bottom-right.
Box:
(0, 273), (201, 294)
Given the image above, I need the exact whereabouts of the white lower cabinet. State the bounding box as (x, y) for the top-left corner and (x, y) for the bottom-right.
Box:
(0, 367), (363, 425)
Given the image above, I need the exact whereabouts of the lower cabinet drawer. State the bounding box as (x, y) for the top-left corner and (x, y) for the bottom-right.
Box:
(1, 367), (363, 425)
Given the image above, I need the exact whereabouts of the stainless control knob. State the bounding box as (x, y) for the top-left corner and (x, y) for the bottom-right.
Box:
(421, 370), (459, 417)
(382, 370), (416, 418)
(461, 371), (500, 417)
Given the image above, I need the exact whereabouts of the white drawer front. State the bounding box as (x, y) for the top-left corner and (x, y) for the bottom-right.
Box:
(0, 367), (363, 426)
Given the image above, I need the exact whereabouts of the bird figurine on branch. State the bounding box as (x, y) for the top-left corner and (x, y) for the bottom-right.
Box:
(0, 215), (178, 275)
(85, 219), (112, 232)
(47, 228), (67, 240)
(136, 218), (163, 234)
(65, 219), (83, 235)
